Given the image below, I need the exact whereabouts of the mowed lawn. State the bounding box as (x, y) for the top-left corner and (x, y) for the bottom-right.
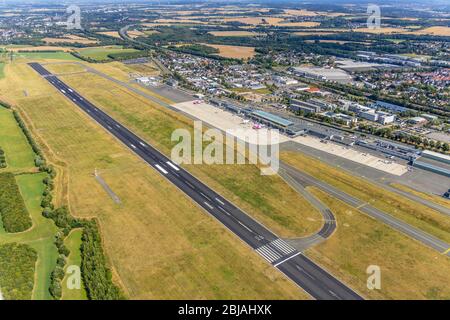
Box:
(2, 62), (309, 299)
(60, 71), (323, 238)
(0, 173), (59, 300)
(306, 187), (450, 300)
(13, 52), (80, 61)
(75, 46), (139, 61)
(62, 229), (87, 300)
(0, 107), (36, 172)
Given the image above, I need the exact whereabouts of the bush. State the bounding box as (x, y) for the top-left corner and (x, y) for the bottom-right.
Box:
(0, 146), (6, 168)
(0, 243), (38, 300)
(81, 221), (124, 300)
(0, 173), (32, 232)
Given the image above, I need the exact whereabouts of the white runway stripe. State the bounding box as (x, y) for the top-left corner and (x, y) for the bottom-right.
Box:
(270, 239), (296, 254)
(256, 244), (283, 263)
(155, 164), (168, 174)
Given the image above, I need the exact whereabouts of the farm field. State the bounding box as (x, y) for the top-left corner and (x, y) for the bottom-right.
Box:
(75, 46), (139, 61)
(43, 35), (98, 45)
(410, 26), (450, 36)
(281, 151), (450, 244)
(1, 61), (310, 299)
(96, 31), (121, 38)
(306, 187), (450, 300)
(208, 31), (265, 37)
(201, 43), (256, 59)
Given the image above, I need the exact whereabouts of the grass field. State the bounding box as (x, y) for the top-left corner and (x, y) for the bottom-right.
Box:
(13, 52), (79, 61)
(75, 46), (139, 61)
(306, 187), (450, 300)
(391, 183), (450, 210)
(43, 35), (98, 45)
(201, 43), (256, 59)
(97, 31), (122, 39)
(281, 151), (450, 244)
(44, 63), (87, 75)
(0, 107), (36, 172)
(61, 229), (87, 300)
(1, 61), (310, 299)
(0, 172), (58, 300)
(60, 71), (322, 239)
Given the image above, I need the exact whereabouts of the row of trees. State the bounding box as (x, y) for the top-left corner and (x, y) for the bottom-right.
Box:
(0, 147), (6, 168)
(358, 124), (450, 153)
(0, 173), (32, 233)
(0, 243), (37, 300)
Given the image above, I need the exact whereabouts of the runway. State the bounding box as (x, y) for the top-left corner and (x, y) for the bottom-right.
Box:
(29, 62), (363, 300)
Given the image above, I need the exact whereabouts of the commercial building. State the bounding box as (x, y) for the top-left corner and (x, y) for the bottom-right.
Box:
(377, 111), (395, 125)
(290, 99), (322, 114)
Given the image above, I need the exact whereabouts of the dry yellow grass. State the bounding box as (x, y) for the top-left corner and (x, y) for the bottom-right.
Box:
(43, 35), (98, 45)
(218, 16), (285, 26)
(277, 21), (320, 27)
(201, 43), (256, 59)
(43, 63), (87, 75)
(97, 31), (121, 38)
(409, 26), (450, 36)
(1, 61), (310, 299)
(306, 187), (450, 300)
(352, 27), (407, 34)
(127, 30), (146, 38)
(283, 9), (347, 17)
(391, 183), (450, 210)
(6, 46), (75, 52)
(293, 31), (336, 36)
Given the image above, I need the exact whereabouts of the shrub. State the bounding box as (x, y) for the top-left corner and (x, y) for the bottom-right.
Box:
(0, 173), (32, 232)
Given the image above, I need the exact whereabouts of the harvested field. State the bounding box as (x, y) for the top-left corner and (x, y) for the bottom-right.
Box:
(208, 31), (265, 37)
(201, 43), (256, 59)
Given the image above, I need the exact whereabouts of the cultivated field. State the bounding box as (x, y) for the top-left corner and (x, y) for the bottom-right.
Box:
(201, 43), (256, 59)
(306, 187), (450, 300)
(96, 31), (121, 39)
(410, 26), (450, 36)
(2, 61), (310, 299)
(75, 46), (139, 61)
(43, 35), (98, 45)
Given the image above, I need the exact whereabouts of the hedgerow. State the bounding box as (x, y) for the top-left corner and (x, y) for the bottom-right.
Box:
(0, 172), (32, 232)
(0, 242), (37, 300)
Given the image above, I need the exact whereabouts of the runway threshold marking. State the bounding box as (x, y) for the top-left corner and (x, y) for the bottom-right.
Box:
(273, 252), (301, 267)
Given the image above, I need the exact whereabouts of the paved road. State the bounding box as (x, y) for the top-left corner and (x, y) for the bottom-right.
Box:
(281, 162), (450, 257)
(279, 169), (336, 250)
(29, 62), (363, 300)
